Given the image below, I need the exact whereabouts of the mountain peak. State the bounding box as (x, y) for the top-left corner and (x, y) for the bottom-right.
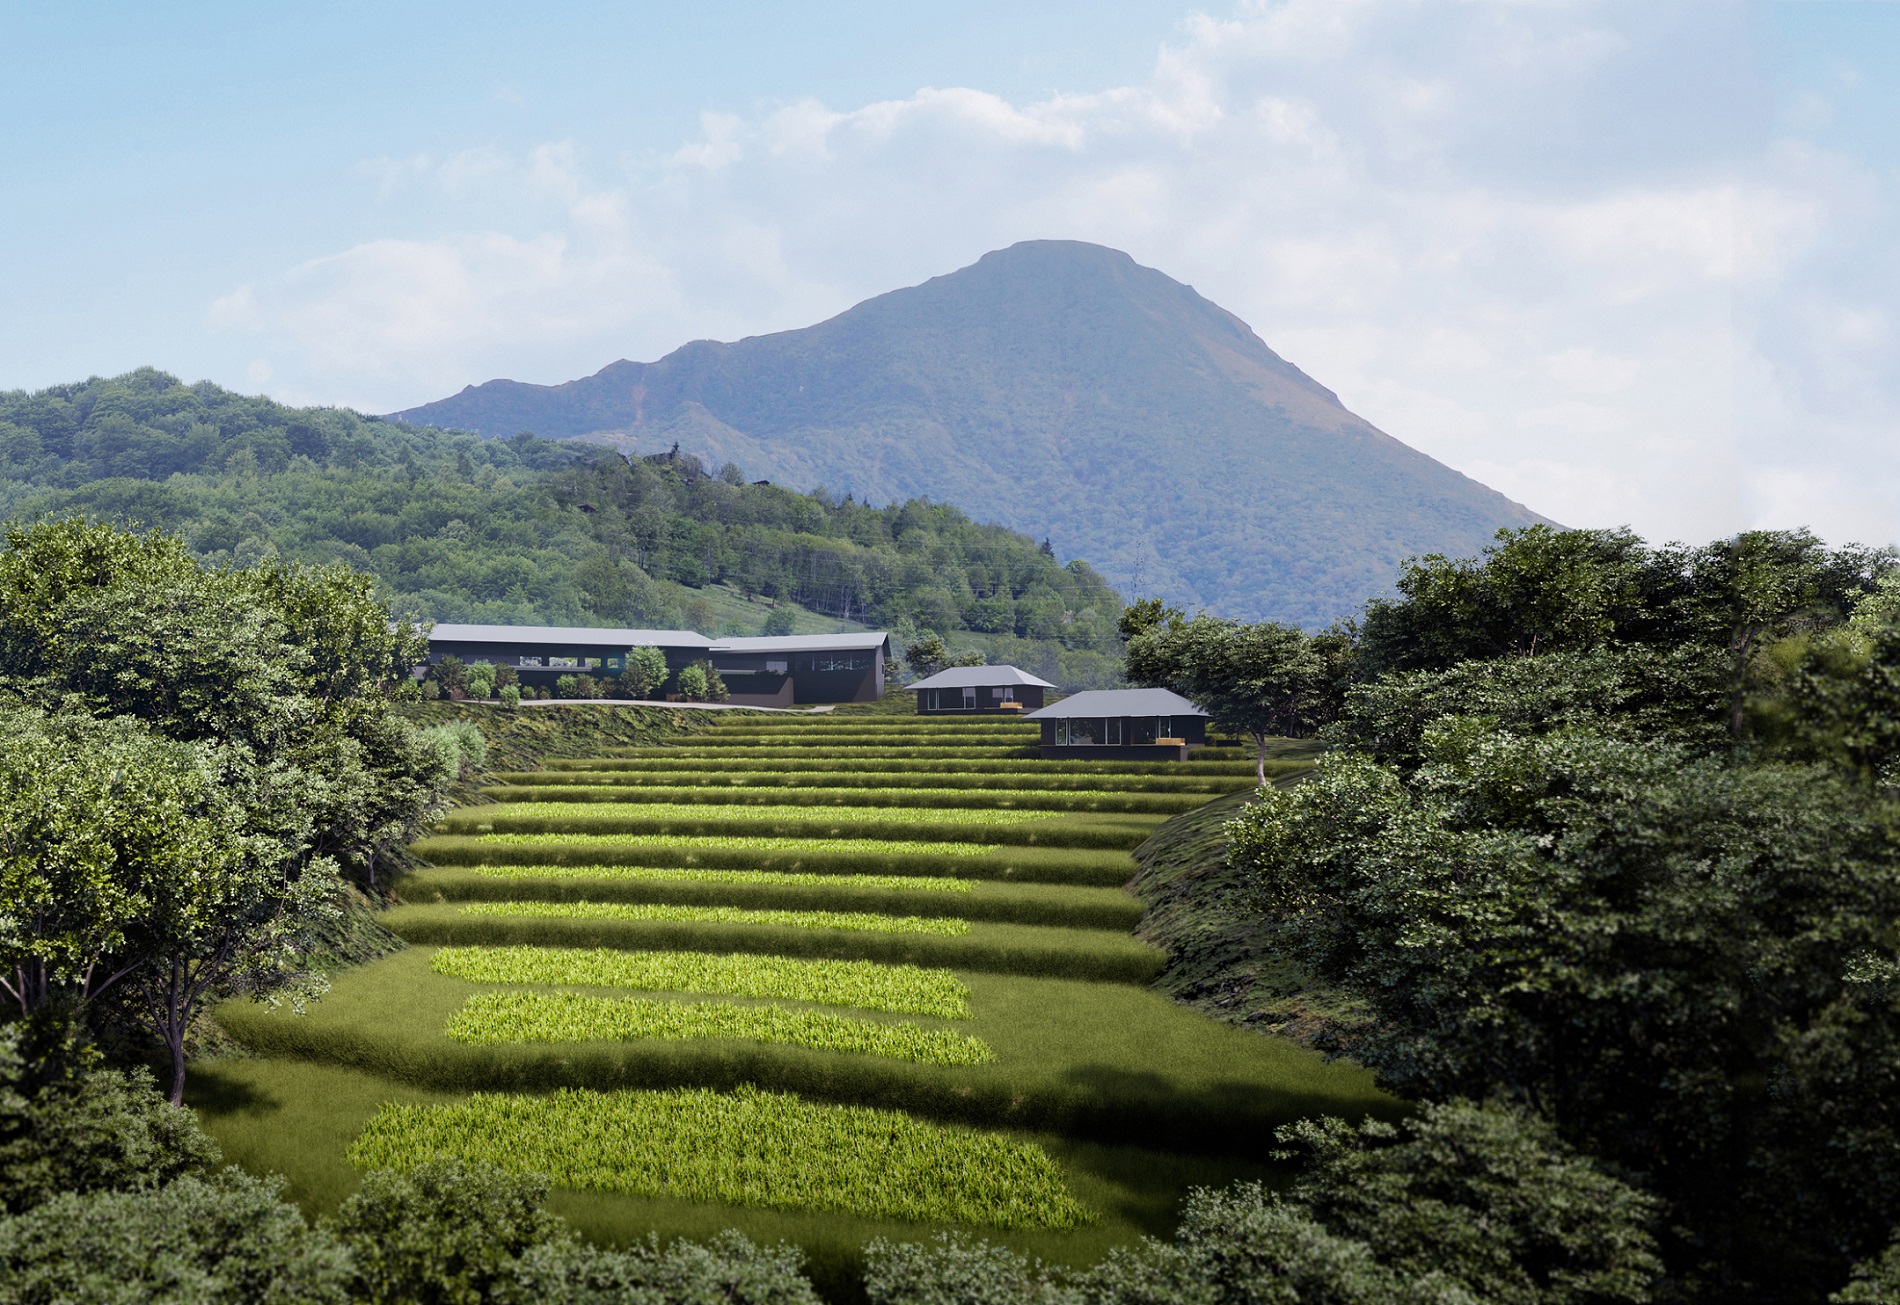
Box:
(393, 244), (1546, 624)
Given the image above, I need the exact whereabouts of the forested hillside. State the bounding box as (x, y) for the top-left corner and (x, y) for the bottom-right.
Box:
(397, 240), (1550, 625)
(0, 369), (1126, 685)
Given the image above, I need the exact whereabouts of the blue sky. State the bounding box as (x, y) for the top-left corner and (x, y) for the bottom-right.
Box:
(3, 1), (1898, 548)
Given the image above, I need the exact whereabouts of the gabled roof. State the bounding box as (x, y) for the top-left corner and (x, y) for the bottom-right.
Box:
(428, 623), (713, 648)
(906, 665), (1057, 691)
(711, 633), (891, 654)
(1023, 688), (1207, 719)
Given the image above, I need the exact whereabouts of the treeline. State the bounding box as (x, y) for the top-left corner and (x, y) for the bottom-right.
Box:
(0, 370), (1126, 686)
(1124, 524), (1900, 1302)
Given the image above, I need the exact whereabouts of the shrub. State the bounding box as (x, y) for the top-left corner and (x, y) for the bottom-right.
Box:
(330, 1160), (568, 1305)
(620, 646), (669, 699)
(570, 674), (600, 699)
(467, 864), (973, 893)
(460, 900), (971, 936)
(555, 674), (579, 698)
(0, 1026), (223, 1215)
(508, 1230), (818, 1305)
(444, 991), (993, 1065)
(676, 664), (708, 700)
(348, 1085), (1091, 1228)
(761, 607), (797, 637)
(498, 684), (521, 710)
(418, 720), (488, 779)
(464, 661), (497, 700)
(0, 1171), (351, 1304)
(462, 800), (1053, 827)
(429, 945), (972, 1017)
(420, 679), (441, 701)
(430, 655), (467, 695)
(494, 664), (518, 689)
(476, 833), (997, 856)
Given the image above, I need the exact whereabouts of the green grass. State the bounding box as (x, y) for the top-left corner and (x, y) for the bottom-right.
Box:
(488, 769), (1263, 793)
(440, 814), (1161, 850)
(431, 945), (972, 1016)
(411, 835), (1142, 888)
(544, 757), (1267, 777)
(447, 863), (973, 892)
(213, 950), (1393, 1153)
(381, 905), (1166, 984)
(444, 801), (1064, 827)
(460, 899), (971, 937)
(396, 866), (1148, 933)
(348, 1085), (1092, 1229)
(478, 785), (1212, 814)
(446, 991), (992, 1066)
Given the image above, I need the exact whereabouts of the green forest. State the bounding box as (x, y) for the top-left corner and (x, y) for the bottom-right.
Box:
(0, 369), (1127, 686)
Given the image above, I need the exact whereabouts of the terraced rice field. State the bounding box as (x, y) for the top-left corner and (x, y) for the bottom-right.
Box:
(193, 711), (1388, 1294)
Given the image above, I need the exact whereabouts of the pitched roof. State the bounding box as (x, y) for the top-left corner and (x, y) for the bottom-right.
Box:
(905, 665), (1057, 690)
(1023, 688), (1207, 719)
(428, 623), (713, 648)
(711, 633), (891, 654)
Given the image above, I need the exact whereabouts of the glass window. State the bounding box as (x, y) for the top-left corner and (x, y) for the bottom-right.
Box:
(766, 660), (787, 674)
(519, 657), (543, 668)
(1130, 717), (1157, 745)
(962, 686), (977, 709)
(1106, 718), (1123, 745)
(1055, 719), (1069, 745)
(1070, 718), (1100, 745)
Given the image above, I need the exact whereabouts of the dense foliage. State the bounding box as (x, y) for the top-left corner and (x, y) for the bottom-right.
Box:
(1224, 524), (1900, 1301)
(0, 369), (1127, 685)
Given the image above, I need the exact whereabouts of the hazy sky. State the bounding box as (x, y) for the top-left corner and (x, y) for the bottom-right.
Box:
(3, 1), (1897, 549)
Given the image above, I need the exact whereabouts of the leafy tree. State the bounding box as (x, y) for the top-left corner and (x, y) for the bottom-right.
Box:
(904, 633), (951, 679)
(619, 645), (669, 699)
(0, 1170), (352, 1304)
(497, 684), (521, 710)
(430, 655), (467, 696)
(1227, 724), (1900, 1297)
(463, 662), (496, 700)
(761, 607), (797, 637)
(0, 1023), (220, 1216)
(1126, 615), (1324, 783)
(675, 664), (708, 701)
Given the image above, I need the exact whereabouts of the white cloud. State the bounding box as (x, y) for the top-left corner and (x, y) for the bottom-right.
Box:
(208, 0), (1900, 548)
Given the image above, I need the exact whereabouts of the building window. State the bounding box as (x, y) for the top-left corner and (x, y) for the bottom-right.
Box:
(585, 658), (602, 669)
(606, 657), (623, 670)
(519, 657), (543, 668)
(814, 655), (869, 672)
(999, 686), (1015, 702)
(1068, 718), (1100, 745)
(549, 656), (578, 669)
(766, 660), (787, 674)
(961, 686), (977, 710)
(1131, 717), (1157, 745)
(1106, 718), (1123, 746)
(1157, 716), (1172, 739)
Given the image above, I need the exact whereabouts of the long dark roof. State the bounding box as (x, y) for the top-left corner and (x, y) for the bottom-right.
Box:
(906, 665), (1056, 690)
(1023, 688), (1207, 719)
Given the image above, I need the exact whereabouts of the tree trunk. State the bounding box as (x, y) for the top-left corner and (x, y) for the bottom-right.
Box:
(1255, 731), (1268, 787)
(168, 1033), (187, 1106)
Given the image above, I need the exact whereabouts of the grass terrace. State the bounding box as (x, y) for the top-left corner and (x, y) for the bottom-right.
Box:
(199, 706), (1383, 1296)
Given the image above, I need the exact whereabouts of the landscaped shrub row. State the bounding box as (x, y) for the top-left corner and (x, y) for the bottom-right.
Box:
(654, 727), (1042, 740)
(402, 867), (1147, 932)
(410, 836), (1140, 887)
(445, 991), (992, 1066)
(454, 864), (973, 893)
(460, 899), (971, 937)
(449, 801), (1062, 827)
(544, 757), (1268, 777)
(488, 769), (1264, 793)
(389, 909), (1167, 983)
(347, 1084), (1092, 1228)
(430, 945), (972, 1017)
(478, 785), (1210, 814)
(438, 815), (1159, 850)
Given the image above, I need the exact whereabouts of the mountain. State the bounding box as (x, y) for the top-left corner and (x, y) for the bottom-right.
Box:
(394, 240), (1550, 626)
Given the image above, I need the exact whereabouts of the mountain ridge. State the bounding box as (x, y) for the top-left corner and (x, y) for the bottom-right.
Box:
(395, 240), (1551, 625)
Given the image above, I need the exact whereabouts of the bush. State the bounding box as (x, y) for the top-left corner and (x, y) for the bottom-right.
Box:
(0, 1025), (223, 1216)
(676, 664), (708, 701)
(418, 720), (488, 779)
(762, 607), (797, 637)
(507, 1230), (819, 1305)
(460, 898), (970, 936)
(464, 661), (497, 700)
(555, 674), (578, 698)
(494, 665), (518, 689)
(431, 655), (467, 695)
(498, 685), (521, 710)
(621, 646), (669, 699)
(570, 674), (600, 699)
(330, 1160), (568, 1305)
(0, 1171), (352, 1304)
(420, 679), (441, 701)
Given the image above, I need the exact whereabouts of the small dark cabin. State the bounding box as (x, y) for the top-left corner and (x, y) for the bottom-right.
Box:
(1024, 688), (1208, 760)
(907, 665), (1055, 715)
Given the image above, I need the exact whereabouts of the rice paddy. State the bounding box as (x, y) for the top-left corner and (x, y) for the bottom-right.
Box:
(195, 707), (1385, 1293)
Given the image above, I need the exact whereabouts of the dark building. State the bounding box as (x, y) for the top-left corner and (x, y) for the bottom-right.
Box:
(423, 625), (890, 706)
(1024, 688), (1208, 760)
(906, 665), (1054, 715)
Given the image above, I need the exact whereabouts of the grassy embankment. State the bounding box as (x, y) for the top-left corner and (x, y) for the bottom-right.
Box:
(192, 710), (1388, 1299)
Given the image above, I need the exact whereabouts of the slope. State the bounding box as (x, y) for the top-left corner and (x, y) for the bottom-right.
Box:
(396, 240), (1551, 626)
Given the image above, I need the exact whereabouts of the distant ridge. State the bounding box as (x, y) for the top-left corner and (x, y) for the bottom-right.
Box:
(395, 240), (1550, 625)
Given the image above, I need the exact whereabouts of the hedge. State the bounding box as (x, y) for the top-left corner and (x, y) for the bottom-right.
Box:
(477, 786), (1211, 815)
(459, 900), (971, 937)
